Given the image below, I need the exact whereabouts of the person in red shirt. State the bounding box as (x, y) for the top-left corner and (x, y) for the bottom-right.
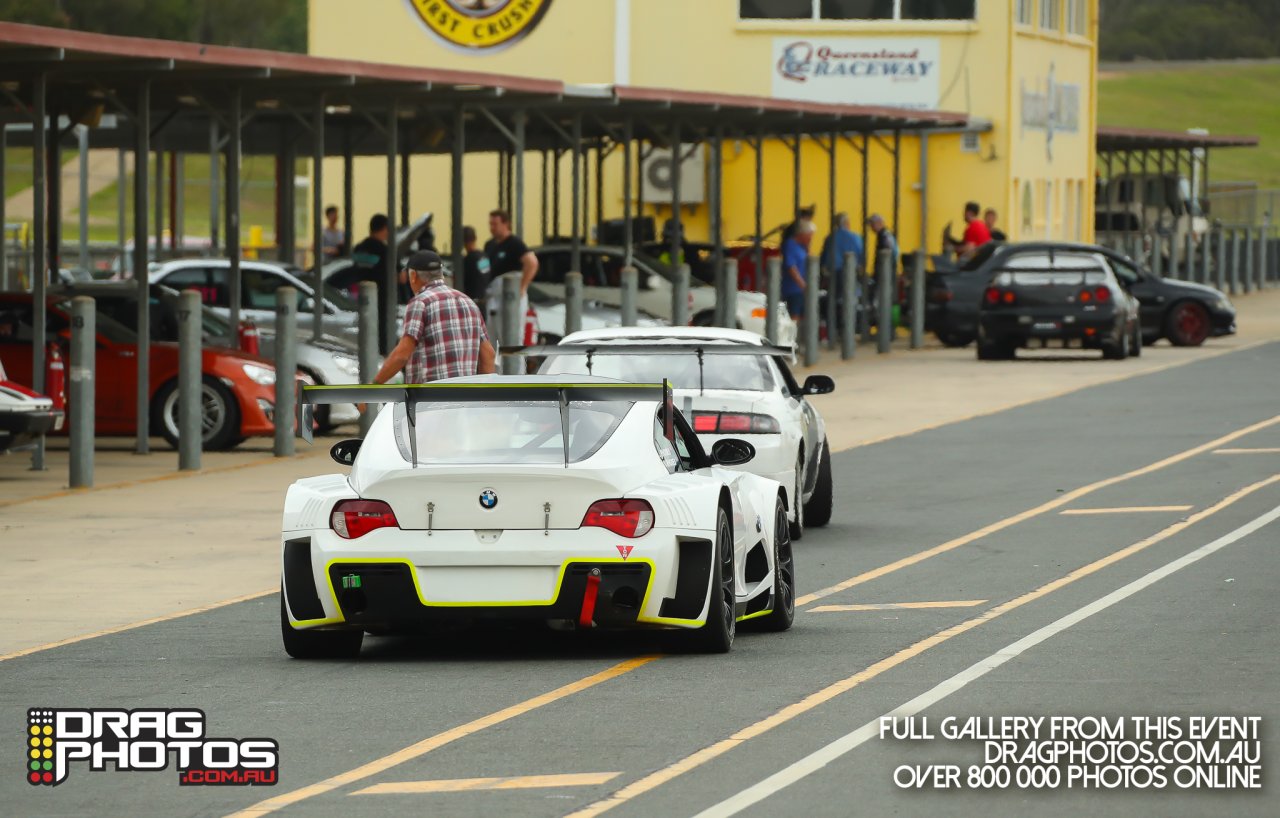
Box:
(959, 201), (992, 259)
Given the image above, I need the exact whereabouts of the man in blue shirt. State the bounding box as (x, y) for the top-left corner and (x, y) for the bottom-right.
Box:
(821, 212), (865, 290)
(781, 220), (814, 320)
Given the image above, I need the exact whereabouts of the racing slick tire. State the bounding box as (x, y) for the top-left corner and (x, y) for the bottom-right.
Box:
(1165, 301), (1211, 347)
(154, 375), (241, 451)
(683, 507), (736, 654)
(936, 331), (974, 348)
(788, 454), (805, 541)
(280, 591), (363, 660)
(1129, 324), (1143, 358)
(1102, 328), (1130, 360)
(803, 439), (834, 528)
(747, 495), (795, 633)
(976, 338), (1015, 361)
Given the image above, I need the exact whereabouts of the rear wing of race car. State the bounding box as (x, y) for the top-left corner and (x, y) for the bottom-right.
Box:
(501, 342), (796, 394)
(295, 380), (675, 466)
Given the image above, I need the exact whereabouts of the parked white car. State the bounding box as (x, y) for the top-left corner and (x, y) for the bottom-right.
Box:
(537, 327), (833, 539)
(530, 245), (797, 348)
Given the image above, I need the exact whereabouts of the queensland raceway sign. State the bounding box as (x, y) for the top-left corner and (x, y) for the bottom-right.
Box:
(772, 38), (940, 109)
(25, 708), (278, 788)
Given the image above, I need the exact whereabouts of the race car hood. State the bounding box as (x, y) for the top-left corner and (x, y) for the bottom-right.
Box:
(1155, 278), (1231, 303)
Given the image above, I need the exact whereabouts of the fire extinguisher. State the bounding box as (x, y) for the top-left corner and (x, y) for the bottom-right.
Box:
(523, 305), (538, 346)
(45, 342), (66, 412)
(238, 320), (261, 356)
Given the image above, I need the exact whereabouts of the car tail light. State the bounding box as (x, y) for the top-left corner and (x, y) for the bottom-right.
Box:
(983, 287), (1000, 305)
(1079, 289), (1093, 303)
(1094, 286), (1111, 302)
(928, 289), (953, 303)
(691, 411), (781, 434)
(331, 499), (399, 539)
(1002, 291), (1016, 305)
(581, 499), (654, 538)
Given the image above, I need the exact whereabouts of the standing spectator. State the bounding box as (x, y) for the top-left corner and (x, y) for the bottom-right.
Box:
(321, 206), (345, 259)
(350, 214), (390, 280)
(374, 250), (496, 385)
(483, 209), (539, 342)
(866, 213), (898, 282)
(821, 212), (865, 338)
(461, 226), (491, 304)
(958, 201), (992, 258)
(781, 220), (814, 321)
(984, 208), (1007, 242)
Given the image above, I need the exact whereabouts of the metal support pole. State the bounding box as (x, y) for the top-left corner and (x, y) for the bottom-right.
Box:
(78, 126), (90, 271)
(383, 104), (398, 356)
(1256, 225), (1267, 290)
(891, 130), (901, 245)
(451, 105), (465, 283)
(154, 145), (164, 258)
(1215, 226), (1227, 294)
(209, 121), (219, 254)
(226, 86), (242, 364)
(1169, 224), (1181, 280)
(594, 143), (605, 234)
(1200, 226), (1211, 285)
(177, 289), (201, 471)
(342, 128), (354, 259)
(804, 256), (820, 367)
(279, 140), (296, 264)
(1151, 233), (1163, 278)
(48, 102), (61, 283)
(1243, 227), (1254, 294)
(173, 151), (184, 252)
(673, 263), (690, 326)
(709, 127), (724, 326)
(274, 287), (296, 457)
(541, 149), (549, 243)
(910, 250), (925, 349)
(312, 98), (325, 339)
(357, 281), (377, 437)
(570, 116), (582, 275)
(1183, 231), (1195, 282)
(399, 148), (410, 227)
(69, 296), (95, 487)
(765, 256), (781, 344)
(860, 133), (870, 265)
(877, 248), (893, 354)
(753, 131), (763, 297)
(501, 272), (522, 375)
(514, 111), (526, 238)
(135, 80), (152, 455)
(1229, 229), (1241, 295)
(669, 123), (682, 272)
(722, 258), (738, 333)
(0, 127), (6, 291)
(792, 129), (801, 216)
(553, 148), (562, 240)
(622, 119), (633, 266)
(620, 266), (637, 326)
(31, 74), (46, 470)
(841, 252), (856, 360)
(565, 270), (583, 335)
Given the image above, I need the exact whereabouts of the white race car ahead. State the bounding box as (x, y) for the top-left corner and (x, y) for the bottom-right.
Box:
(530, 327), (835, 540)
(280, 377), (795, 658)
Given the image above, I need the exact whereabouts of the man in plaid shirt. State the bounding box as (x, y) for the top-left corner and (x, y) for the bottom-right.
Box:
(374, 251), (496, 384)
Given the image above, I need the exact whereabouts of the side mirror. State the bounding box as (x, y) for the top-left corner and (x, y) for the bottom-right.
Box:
(330, 438), (362, 466)
(711, 438), (756, 467)
(802, 375), (835, 396)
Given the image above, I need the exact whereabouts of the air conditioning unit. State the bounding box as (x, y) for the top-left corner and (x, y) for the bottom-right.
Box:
(640, 144), (706, 205)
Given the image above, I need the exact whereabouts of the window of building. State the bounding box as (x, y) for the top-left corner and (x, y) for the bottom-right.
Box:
(960, 131), (980, 153)
(1066, 0), (1086, 35)
(1040, 0), (1060, 30)
(740, 0), (975, 20)
(1016, 0), (1034, 25)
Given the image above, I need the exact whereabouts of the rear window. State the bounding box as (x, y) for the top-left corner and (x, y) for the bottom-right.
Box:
(391, 400), (631, 465)
(994, 252), (1109, 287)
(542, 350), (775, 393)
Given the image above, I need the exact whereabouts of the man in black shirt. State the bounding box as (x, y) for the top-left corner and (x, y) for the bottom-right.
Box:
(350, 213), (390, 284)
(461, 225), (490, 304)
(483, 210), (538, 341)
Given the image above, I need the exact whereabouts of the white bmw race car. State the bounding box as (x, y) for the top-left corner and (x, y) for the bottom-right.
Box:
(531, 327), (835, 540)
(280, 377), (795, 658)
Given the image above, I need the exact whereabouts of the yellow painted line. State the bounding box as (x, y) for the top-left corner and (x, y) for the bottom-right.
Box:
(1214, 448), (1280, 455)
(567, 474), (1280, 818)
(0, 588), (276, 663)
(810, 600), (987, 612)
(795, 413), (1280, 608)
(353, 771), (621, 795)
(825, 339), (1275, 453)
(1060, 505), (1193, 516)
(227, 656), (658, 818)
(0, 448), (327, 509)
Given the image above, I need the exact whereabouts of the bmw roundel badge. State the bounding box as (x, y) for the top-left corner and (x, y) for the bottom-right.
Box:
(479, 489), (498, 510)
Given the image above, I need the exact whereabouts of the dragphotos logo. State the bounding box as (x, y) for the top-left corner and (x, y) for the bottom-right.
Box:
(25, 708), (278, 787)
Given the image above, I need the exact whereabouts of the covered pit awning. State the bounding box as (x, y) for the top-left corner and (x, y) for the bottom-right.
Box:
(1096, 125), (1259, 153)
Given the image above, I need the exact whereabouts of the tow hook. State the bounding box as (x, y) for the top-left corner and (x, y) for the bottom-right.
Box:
(578, 567), (602, 628)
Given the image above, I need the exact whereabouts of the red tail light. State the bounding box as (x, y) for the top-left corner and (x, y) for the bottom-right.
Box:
(1079, 289), (1093, 303)
(983, 287), (1000, 305)
(690, 412), (781, 434)
(331, 499), (399, 539)
(582, 499), (655, 538)
(1094, 286), (1111, 302)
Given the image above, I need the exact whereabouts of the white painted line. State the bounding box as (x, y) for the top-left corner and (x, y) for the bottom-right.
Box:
(1214, 448), (1280, 455)
(695, 502), (1280, 818)
(810, 600), (987, 612)
(354, 771), (621, 795)
(1059, 505), (1192, 516)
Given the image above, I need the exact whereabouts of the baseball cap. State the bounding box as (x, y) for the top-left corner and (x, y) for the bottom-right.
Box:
(405, 250), (444, 274)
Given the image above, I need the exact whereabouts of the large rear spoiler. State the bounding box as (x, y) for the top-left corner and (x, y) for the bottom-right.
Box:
(501, 342), (795, 394)
(296, 381), (674, 465)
